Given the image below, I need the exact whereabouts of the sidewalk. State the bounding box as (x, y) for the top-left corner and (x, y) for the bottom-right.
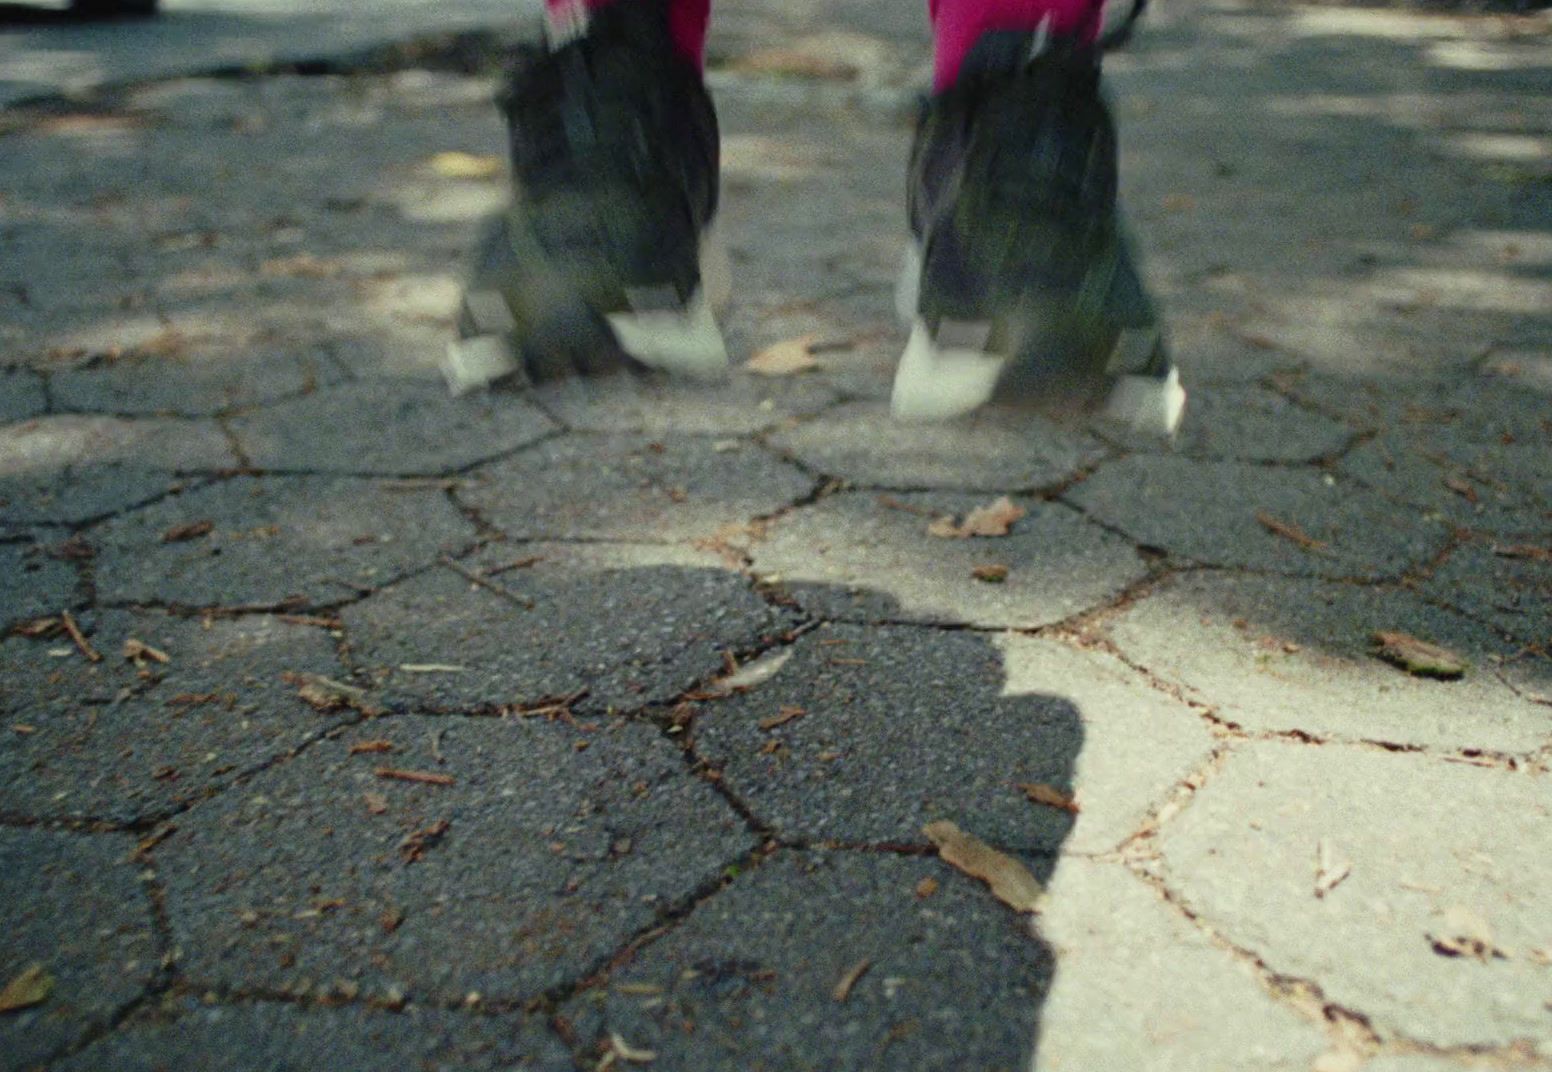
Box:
(1, 1), (1549, 1069)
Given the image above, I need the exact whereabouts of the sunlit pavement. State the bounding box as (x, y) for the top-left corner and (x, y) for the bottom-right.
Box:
(1, 1), (1550, 1069)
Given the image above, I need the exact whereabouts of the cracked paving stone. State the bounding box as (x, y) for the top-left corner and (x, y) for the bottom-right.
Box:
(91, 475), (475, 608)
(48, 344), (343, 418)
(750, 491), (1147, 629)
(156, 716), (752, 1005)
(1339, 432), (1551, 541)
(228, 381), (558, 475)
(1035, 860), (1327, 1071)
(1420, 536), (1552, 645)
(457, 434), (813, 542)
(0, 611), (349, 823)
(565, 850), (1047, 1072)
(532, 371), (839, 436)
(1104, 383), (1353, 463)
(0, 415), (237, 527)
(0, 534), (81, 628)
(1, 828), (158, 1072)
(1157, 741), (1552, 1051)
(694, 623), (1083, 851)
(1067, 456), (1451, 579)
(766, 401), (1107, 490)
(56, 1000), (573, 1072)
(0, 369), (46, 424)
(1106, 571), (1552, 753)
(342, 544), (797, 713)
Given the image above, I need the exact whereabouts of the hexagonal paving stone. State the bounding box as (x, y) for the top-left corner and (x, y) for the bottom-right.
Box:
(156, 717), (752, 1005)
(0, 611), (349, 823)
(1157, 741), (1552, 1050)
(458, 434), (814, 542)
(228, 381), (558, 475)
(766, 401), (1107, 490)
(49, 345), (342, 418)
(1, 829), (159, 1070)
(57, 1001), (573, 1072)
(1106, 571), (1551, 753)
(0, 534), (81, 628)
(92, 476), (476, 608)
(1067, 456), (1451, 579)
(749, 492), (1147, 629)
(1104, 383), (1353, 463)
(1035, 860), (1327, 1071)
(1421, 536), (1552, 645)
(565, 850), (1048, 1072)
(0, 415), (237, 527)
(693, 625), (1212, 854)
(342, 544), (796, 713)
(532, 371), (839, 436)
(0, 369), (45, 424)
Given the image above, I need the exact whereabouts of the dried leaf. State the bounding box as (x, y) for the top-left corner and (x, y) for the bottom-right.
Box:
(972, 564), (1010, 584)
(429, 151), (503, 179)
(758, 706), (806, 731)
(161, 520), (214, 543)
(0, 964), (54, 1012)
(1429, 906), (1509, 961)
(285, 672), (384, 716)
(923, 820), (1045, 914)
(1017, 783), (1080, 815)
(399, 819), (451, 864)
(609, 1031), (658, 1064)
(928, 496), (1026, 540)
(746, 335), (820, 376)
(1314, 839), (1352, 899)
(1372, 631), (1468, 680)
(1255, 511), (1328, 552)
(376, 768), (456, 787)
(832, 958), (872, 1002)
(122, 638), (171, 665)
(914, 876), (939, 899)
(712, 648), (793, 695)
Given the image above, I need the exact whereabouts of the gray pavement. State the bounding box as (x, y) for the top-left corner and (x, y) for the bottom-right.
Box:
(2, 0), (1551, 1069)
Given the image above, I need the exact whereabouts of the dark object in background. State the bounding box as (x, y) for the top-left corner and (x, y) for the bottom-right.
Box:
(70, 0), (158, 15)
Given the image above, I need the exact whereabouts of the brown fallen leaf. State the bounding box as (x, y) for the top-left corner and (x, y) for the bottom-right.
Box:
(759, 706), (806, 731)
(348, 740), (396, 755)
(161, 520), (214, 543)
(0, 964), (54, 1013)
(399, 819), (451, 864)
(375, 768), (455, 787)
(1372, 631), (1468, 680)
(1017, 783), (1080, 815)
(972, 564), (1010, 584)
(284, 672), (384, 716)
(1492, 543), (1552, 563)
(1443, 475), (1479, 503)
(923, 820), (1045, 914)
(122, 638), (171, 665)
(1314, 839), (1353, 899)
(928, 496), (1026, 540)
(1429, 906), (1509, 961)
(429, 151), (503, 179)
(915, 876), (939, 900)
(1255, 511), (1328, 552)
(832, 958), (872, 1003)
(746, 334), (820, 376)
(60, 611), (100, 663)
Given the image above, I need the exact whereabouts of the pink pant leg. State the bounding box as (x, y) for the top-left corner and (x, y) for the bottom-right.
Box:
(929, 0), (1104, 90)
(545, 0), (711, 66)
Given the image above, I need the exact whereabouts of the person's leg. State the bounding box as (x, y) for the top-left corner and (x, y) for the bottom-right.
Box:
(894, 0), (1185, 434)
(445, 0), (727, 393)
(929, 0), (1101, 91)
(545, 0), (712, 66)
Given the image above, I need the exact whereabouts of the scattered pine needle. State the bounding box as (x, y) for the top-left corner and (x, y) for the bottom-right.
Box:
(60, 611), (100, 663)
(1255, 511), (1328, 552)
(375, 768), (455, 787)
(832, 958), (872, 1003)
